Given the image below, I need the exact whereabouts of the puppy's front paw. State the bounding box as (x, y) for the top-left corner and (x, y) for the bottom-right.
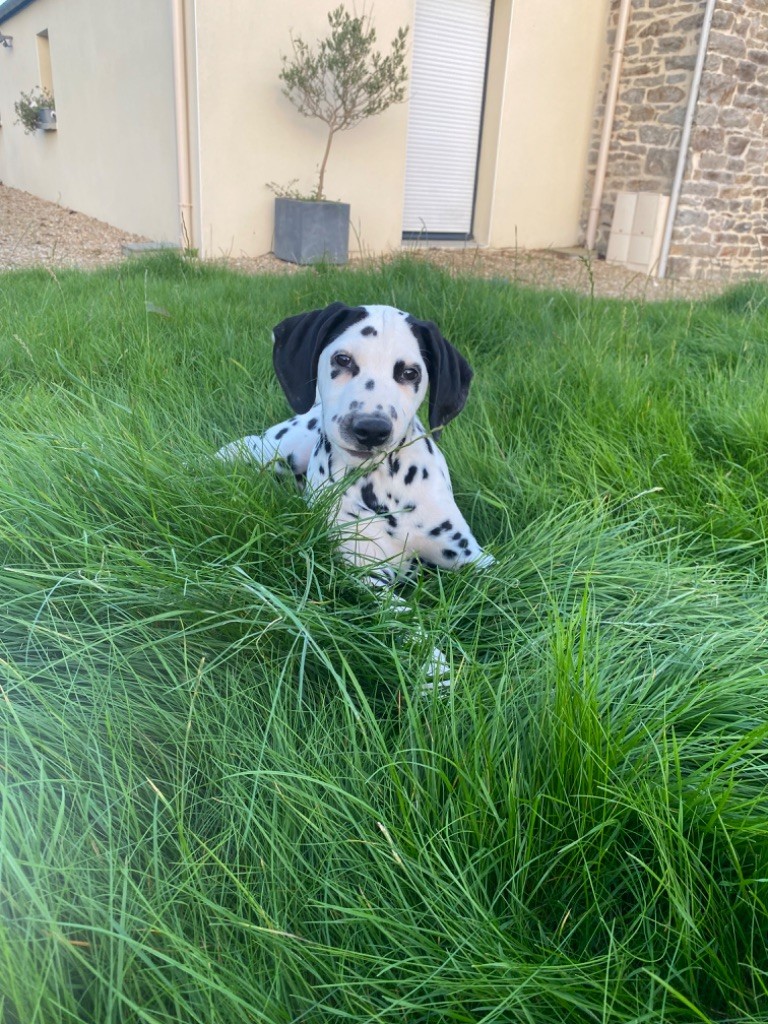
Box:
(216, 436), (277, 465)
(419, 646), (452, 695)
(470, 550), (495, 570)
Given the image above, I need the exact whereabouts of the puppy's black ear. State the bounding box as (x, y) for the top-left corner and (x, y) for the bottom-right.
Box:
(406, 316), (473, 434)
(272, 302), (368, 412)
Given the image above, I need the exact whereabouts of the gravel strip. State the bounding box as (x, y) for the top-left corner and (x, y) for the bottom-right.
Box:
(0, 184), (149, 270)
(1, 182), (756, 300)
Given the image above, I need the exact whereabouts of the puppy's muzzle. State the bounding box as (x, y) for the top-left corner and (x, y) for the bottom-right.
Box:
(344, 413), (393, 451)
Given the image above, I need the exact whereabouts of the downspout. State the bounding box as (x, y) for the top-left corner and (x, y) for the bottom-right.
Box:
(586, 0), (632, 252)
(656, 0), (716, 279)
(191, 0), (204, 257)
(171, 0), (194, 251)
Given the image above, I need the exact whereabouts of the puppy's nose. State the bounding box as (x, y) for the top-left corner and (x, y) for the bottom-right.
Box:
(350, 414), (392, 448)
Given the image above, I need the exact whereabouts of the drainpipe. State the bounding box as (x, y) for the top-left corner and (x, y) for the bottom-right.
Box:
(171, 0), (194, 251)
(656, 0), (716, 279)
(586, 0), (632, 252)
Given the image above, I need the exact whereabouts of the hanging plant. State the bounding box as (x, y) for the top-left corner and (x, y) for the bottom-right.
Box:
(14, 87), (56, 134)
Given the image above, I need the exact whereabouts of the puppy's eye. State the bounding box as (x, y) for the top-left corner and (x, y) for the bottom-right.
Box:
(396, 364), (422, 385)
(331, 352), (353, 368)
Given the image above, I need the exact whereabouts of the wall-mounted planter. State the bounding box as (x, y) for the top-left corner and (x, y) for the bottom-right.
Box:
(273, 197), (350, 265)
(14, 89), (56, 134)
(37, 107), (57, 130)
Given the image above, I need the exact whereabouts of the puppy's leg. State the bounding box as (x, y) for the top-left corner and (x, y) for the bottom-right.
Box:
(405, 502), (494, 692)
(412, 502), (494, 572)
(365, 577), (453, 694)
(216, 407), (322, 477)
(335, 527), (453, 693)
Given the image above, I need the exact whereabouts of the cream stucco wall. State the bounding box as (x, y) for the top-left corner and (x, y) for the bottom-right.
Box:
(479, 0), (610, 249)
(0, 0), (610, 258)
(191, 0), (413, 259)
(0, 0), (179, 242)
(189, 0), (609, 258)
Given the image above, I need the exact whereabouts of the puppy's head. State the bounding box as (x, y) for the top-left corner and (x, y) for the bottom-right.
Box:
(272, 302), (473, 459)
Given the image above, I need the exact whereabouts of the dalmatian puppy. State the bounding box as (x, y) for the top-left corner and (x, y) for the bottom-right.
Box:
(218, 301), (493, 685)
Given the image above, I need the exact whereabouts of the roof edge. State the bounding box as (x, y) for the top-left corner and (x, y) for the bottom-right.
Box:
(0, 0), (37, 25)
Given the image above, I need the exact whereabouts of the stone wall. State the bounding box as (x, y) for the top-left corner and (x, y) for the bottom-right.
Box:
(671, 1), (768, 279)
(584, 0), (768, 280)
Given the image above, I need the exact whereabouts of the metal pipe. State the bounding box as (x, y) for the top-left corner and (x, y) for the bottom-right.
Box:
(586, 0), (632, 251)
(656, 0), (716, 279)
(171, 0), (194, 251)
(191, 0), (204, 257)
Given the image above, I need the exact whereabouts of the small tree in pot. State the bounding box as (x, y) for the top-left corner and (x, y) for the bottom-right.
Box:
(272, 5), (408, 264)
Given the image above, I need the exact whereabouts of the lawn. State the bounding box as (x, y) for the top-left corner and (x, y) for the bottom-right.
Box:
(1, 253), (767, 1023)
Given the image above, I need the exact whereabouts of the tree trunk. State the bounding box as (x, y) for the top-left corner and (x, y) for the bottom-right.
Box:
(316, 127), (336, 201)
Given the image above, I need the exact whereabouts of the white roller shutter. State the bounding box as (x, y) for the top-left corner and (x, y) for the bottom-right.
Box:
(402, 0), (492, 238)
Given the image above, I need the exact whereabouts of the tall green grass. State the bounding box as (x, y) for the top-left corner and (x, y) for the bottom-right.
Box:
(1, 254), (767, 1022)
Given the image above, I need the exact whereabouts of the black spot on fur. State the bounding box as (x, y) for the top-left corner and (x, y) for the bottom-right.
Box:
(442, 549), (457, 560)
(388, 455), (401, 477)
(404, 465), (417, 485)
(429, 520), (453, 536)
(307, 418), (318, 430)
(422, 468), (429, 480)
(361, 481), (388, 514)
(361, 325), (378, 336)
(330, 369), (341, 380)
(275, 427), (289, 440)
(387, 515), (397, 528)
(425, 438), (434, 455)
(365, 379), (375, 391)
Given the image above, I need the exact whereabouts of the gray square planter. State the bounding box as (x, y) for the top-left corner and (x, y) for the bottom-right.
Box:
(37, 107), (57, 130)
(273, 197), (350, 265)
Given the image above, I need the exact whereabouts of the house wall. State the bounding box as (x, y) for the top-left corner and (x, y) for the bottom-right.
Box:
(479, 0), (611, 250)
(583, 0), (768, 280)
(669, 0), (768, 279)
(191, 0), (413, 259)
(193, 0), (611, 258)
(582, 0), (702, 256)
(0, 0), (614, 261)
(0, 0), (179, 242)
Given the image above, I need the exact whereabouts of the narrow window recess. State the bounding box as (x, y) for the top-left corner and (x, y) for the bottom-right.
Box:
(37, 29), (53, 94)
(35, 28), (56, 129)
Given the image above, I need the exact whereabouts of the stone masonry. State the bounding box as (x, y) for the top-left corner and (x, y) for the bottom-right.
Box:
(583, 0), (768, 281)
